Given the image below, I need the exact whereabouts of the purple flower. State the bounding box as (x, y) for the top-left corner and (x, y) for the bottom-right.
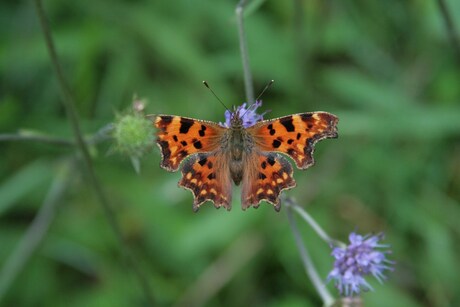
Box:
(220, 100), (266, 128)
(327, 232), (394, 297)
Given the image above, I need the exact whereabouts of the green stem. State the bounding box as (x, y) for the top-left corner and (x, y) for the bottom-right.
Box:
(0, 133), (74, 146)
(33, 0), (154, 304)
(0, 124), (114, 146)
(285, 197), (345, 248)
(236, 0), (255, 103)
(287, 206), (335, 306)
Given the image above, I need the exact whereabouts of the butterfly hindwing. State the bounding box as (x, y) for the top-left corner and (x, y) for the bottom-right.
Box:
(248, 112), (338, 169)
(178, 152), (233, 211)
(242, 152), (296, 211)
(154, 115), (225, 171)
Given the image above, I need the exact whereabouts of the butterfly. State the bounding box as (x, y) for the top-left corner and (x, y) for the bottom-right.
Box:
(153, 102), (338, 212)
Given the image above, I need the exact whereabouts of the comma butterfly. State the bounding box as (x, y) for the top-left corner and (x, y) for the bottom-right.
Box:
(153, 101), (338, 212)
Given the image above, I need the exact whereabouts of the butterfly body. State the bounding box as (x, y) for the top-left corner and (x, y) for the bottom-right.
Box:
(225, 115), (257, 185)
(154, 107), (338, 212)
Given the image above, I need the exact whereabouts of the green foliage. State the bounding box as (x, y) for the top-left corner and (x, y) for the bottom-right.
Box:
(1, 0), (460, 306)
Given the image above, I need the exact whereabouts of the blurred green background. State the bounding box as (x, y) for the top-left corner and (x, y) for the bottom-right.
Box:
(1, 0), (460, 306)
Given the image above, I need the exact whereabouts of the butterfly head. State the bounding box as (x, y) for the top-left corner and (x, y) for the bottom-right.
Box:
(221, 100), (267, 128)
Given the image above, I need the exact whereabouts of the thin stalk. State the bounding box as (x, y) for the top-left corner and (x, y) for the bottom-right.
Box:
(86, 123), (115, 145)
(285, 197), (345, 248)
(293, 0), (307, 68)
(0, 133), (74, 146)
(33, 0), (154, 304)
(0, 124), (114, 146)
(287, 207), (335, 306)
(236, 0), (255, 103)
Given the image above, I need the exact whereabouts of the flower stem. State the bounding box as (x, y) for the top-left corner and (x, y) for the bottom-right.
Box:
(33, 0), (154, 304)
(236, 0), (255, 103)
(0, 133), (74, 146)
(285, 197), (345, 248)
(0, 124), (114, 147)
(287, 207), (335, 306)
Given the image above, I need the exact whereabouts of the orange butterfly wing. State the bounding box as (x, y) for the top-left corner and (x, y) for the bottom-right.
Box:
(178, 153), (233, 211)
(241, 152), (296, 211)
(154, 115), (225, 171)
(248, 112), (338, 169)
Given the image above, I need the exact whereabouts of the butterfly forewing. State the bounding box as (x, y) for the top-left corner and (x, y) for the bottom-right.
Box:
(155, 115), (226, 171)
(248, 112), (338, 169)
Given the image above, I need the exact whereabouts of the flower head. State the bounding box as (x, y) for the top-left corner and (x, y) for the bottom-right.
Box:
(220, 100), (267, 128)
(327, 232), (394, 297)
(113, 113), (154, 158)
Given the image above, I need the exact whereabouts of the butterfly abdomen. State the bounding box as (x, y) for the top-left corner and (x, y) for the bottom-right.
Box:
(227, 124), (258, 186)
(226, 128), (243, 185)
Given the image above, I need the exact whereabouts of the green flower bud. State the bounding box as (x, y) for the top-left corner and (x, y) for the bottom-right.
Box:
(113, 114), (154, 158)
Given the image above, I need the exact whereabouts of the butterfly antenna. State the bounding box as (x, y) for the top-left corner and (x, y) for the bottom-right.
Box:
(203, 81), (230, 112)
(241, 80), (275, 118)
(255, 79), (274, 102)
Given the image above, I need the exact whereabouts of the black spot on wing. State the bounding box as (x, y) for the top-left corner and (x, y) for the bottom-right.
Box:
(181, 141), (187, 146)
(198, 125), (207, 137)
(173, 135), (178, 142)
(160, 116), (173, 125)
(300, 113), (312, 121)
(177, 150), (188, 158)
(261, 161), (267, 169)
(287, 139), (294, 145)
(267, 155), (276, 166)
(193, 140), (203, 149)
(280, 116), (295, 132)
(272, 139), (281, 148)
(267, 124), (276, 136)
(198, 157), (208, 166)
(179, 118), (194, 134)
(207, 173), (216, 180)
(258, 172), (267, 180)
(296, 133), (301, 140)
